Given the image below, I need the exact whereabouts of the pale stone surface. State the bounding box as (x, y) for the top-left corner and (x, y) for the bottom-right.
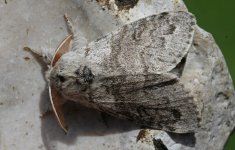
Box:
(0, 0), (234, 150)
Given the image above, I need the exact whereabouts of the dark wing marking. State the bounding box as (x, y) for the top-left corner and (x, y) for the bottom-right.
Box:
(89, 73), (199, 133)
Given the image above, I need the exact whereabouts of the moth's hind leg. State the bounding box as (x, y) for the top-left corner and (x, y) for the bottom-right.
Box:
(63, 14), (82, 52)
(24, 47), (51, 64)
(24, 47), (42, 56)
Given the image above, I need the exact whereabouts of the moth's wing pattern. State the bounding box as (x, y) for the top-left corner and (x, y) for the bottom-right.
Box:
(83, 11), (196, 75)
(89, 73), (199, 133)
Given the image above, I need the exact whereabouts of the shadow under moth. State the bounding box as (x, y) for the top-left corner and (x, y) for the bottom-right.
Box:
(26, 11), (200, 133)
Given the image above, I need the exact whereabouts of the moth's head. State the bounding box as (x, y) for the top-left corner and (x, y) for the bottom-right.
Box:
(48, 53), (94, 100)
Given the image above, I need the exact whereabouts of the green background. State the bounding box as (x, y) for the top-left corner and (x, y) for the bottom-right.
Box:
(183, 0), (235, 149)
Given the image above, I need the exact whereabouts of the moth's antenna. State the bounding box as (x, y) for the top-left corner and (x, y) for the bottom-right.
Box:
(49, 85), (68, 133)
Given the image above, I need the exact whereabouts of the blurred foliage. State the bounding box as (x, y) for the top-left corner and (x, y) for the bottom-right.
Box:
(183, 0), (235, 149)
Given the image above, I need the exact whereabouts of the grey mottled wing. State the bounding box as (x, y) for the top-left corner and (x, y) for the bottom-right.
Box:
(89, 73), (199, 133)
(80, 11), (196, 75)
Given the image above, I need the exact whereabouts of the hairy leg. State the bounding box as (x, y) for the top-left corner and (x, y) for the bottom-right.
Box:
(64, 14), (75, 37)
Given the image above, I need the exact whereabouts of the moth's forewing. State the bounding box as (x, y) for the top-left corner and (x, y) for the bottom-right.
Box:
(83, 11), (196, 75)
(49, 34), (73, 132)
(91, 74), (199, 133)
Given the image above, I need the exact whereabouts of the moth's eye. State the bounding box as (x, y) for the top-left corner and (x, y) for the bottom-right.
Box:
(57, 75), (66, 83)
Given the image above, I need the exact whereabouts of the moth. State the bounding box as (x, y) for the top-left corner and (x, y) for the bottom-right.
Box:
(26, 11), (199, 133)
